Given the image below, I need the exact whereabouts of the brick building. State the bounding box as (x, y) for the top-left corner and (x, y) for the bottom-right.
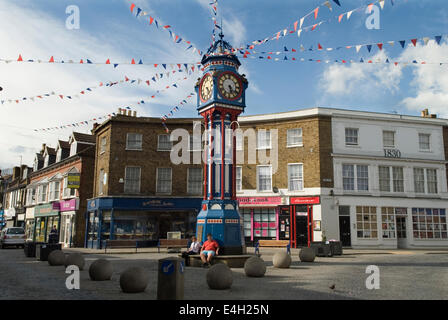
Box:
(25, 132), (95, 247)
(1, 165), (32, 229)
(86, 109), (203, 249)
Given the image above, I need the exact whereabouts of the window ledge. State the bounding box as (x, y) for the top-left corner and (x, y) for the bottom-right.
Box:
(286, 144), (303, 148)
(157, 149), (172, 152)
(345, 144), (360, 148)
(125, 148), (143, 151)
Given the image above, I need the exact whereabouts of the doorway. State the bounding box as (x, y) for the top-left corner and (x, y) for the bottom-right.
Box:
(338, 206), (351, 247)
(339, 216), (351, 247)
(396, 216), (408, 248)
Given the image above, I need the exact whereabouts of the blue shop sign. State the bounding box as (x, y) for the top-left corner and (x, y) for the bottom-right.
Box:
(87, 197), (202, 212)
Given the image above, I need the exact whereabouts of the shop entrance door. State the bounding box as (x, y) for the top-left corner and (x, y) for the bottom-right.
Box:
(396, 216), (408, 249)
(339, 216), (351, 247)
(295, 216), (308, 247)
(159, 215), (171, 239)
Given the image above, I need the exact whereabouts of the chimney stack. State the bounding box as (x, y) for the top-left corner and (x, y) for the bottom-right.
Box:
(133, 111), (137, 117)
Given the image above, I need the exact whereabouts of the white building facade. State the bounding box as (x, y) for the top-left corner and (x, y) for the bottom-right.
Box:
(329, 110), (448, 248)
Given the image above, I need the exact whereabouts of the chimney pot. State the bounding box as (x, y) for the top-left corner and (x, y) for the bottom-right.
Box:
(133, 111), (137, 117)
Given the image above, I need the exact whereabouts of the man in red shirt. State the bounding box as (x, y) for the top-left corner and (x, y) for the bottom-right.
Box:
(200, 233), (220, 267)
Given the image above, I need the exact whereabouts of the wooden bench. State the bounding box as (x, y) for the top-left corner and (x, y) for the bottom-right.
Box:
(104, 240), (138, 253)
(158, 239), (189, 253)
(255, 240), (291, 256)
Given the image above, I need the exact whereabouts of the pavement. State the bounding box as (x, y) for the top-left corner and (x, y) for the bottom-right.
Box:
(0, 246), (447, 300)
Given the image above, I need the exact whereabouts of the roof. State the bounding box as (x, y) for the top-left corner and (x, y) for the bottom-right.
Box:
(72, 132), (95, 144)
(45, 146), (56, 156)
(58, 140), (70, 149)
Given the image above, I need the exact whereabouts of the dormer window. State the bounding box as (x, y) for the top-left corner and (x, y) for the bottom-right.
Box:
(70, 142), (77, 156)
(44, 155), (49, 167)
(56, 148), (62, 162)
(33, 160), (38, 171)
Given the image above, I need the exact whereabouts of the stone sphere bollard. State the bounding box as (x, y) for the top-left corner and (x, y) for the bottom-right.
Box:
(65, 253), (85, 270)
(206, 263), (233, 290)
(89, 259), (113, 281)
(273, 252), (292, 268)
(120, 267), (149, 293)
(299, 247), (316, 262)
(48, 250), (65, 266)
(244, 256), (266, 277)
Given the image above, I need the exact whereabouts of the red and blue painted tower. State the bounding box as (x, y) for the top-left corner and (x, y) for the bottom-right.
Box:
(195, 33), (248, 255)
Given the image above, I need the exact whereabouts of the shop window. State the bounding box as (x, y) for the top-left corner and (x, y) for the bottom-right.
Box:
(187, 168), (202, 195)
(381, 207), (396, 239)
(253, 208), (276, 238)
(287, 128), (303, 147)
(241, 209), (251, 237)
(412, 208), (447, 239)
(356, 206), (378, 239)
(126, 133), (143, 150)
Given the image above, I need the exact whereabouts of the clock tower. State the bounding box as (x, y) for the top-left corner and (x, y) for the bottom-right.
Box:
(194, 33), (248, 255)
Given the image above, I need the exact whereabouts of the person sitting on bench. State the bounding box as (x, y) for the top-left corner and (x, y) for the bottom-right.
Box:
(200, 233), (219, 268)
(181, 236), (201, 266)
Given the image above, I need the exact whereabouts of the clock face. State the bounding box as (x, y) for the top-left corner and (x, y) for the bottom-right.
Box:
(218, 72), (242, 100)
(200, 74), (213, 102)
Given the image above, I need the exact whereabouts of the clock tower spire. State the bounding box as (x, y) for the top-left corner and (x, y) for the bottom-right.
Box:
(194, 33), (248, 255)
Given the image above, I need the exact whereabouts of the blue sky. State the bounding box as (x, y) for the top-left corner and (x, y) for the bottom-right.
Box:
(0, 0), (447, 168)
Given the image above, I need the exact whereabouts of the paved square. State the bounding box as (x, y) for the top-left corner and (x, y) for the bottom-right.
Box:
(0, 248), (447, 300)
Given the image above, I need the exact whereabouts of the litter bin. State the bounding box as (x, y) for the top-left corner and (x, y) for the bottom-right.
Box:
(329, 241), (343, 255)
(310, 241), (332, 257)
(36, 243), (62, 261)
(24, 241), (45, 258)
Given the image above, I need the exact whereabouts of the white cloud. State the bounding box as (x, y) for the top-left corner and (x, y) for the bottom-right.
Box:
(399, 41), (448, 117)
(320, 50), (403, 96)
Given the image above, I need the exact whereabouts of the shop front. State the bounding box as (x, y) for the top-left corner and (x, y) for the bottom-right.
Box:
(59, 198), (78, 248)
(287, 196), (321, 248)
(25, 207), (35, 240)
(85, 197), (202, 249)
(237, 196), (286, 246)
(34, 203), (60, 243)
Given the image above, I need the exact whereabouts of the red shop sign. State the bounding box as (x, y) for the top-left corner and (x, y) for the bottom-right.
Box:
(290, 196), (320, 205)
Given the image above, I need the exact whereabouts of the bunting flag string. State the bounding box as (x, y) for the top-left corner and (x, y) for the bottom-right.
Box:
(33, 107), (133, 132)
(160, 93), (197, 133)
(1, 68), (199, 106)
(210, 0), (220, 45)
(2, 54), (201, 69)
(130, 3), (203, 57)
(240, 54), (448, 67)
(234, 0), (396, 51)
(237, 34), (445, 57)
